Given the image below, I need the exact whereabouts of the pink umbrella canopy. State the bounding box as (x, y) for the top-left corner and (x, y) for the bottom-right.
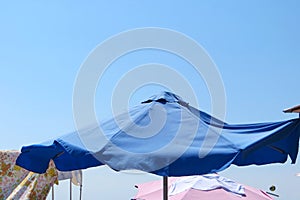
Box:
(133, 174), (273, 200)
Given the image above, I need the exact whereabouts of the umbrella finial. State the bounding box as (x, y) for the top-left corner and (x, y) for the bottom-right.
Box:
(266, 185), (279, 198)
(269, 185), (276, 191)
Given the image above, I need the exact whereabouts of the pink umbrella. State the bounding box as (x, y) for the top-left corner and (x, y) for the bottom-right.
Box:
(133, 174), (273, 200)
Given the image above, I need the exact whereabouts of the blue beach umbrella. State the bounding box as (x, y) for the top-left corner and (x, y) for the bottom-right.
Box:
(16, 91), (300, 199)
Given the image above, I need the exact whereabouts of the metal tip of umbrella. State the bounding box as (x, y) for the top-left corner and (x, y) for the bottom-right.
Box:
(283, 105), (300, 113)
(283, 105), (300, 118)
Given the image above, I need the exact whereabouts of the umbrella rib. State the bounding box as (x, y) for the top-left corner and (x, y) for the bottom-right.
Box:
(53, 151), (64, 159)
(267, 145), (286, 154)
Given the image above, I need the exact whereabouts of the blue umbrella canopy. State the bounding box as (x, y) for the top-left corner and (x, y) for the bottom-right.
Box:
(17, 92), (300, 176)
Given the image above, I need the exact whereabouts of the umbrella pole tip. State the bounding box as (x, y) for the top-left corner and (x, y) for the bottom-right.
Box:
(283, 105), (300, 114)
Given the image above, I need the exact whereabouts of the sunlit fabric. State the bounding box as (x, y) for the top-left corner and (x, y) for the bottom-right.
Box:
(17, 92), (300, 176)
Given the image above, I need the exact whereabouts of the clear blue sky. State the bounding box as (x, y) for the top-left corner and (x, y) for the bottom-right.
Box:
(1, 1), (300, 199)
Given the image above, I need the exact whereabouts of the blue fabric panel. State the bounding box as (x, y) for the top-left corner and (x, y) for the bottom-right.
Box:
(16, 91), (300, 176)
